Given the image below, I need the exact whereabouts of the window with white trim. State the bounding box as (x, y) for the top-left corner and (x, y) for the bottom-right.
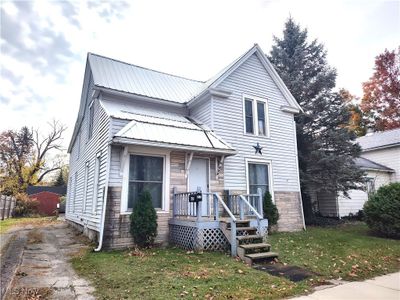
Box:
(128, 155), (164, 209)
(248, 163), (270, 195)
(88, 101), (94, 139)
(243, 96), (269, 136)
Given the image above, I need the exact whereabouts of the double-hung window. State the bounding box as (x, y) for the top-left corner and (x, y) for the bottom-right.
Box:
(248, 163), (270, 196)
(128, 155), (164, 210)
(243, 96), (269, 136)
(88, 102), (94, 139)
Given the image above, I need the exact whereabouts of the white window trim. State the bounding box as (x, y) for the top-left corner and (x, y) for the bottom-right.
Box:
(245, 157), (275, 203)
(88, 99), (95, 140)
(120, 146), (171, 215)
(242, 94), (270, 138)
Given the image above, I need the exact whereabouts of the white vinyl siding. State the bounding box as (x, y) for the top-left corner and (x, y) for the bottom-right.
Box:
(66, 70), (110, 232)
(361, 147), (400, 182)
(92, 153), (101, 214)
(208, 53), (300, 192)
(82, 161), (89, 213)
(337, 170), (392, 217)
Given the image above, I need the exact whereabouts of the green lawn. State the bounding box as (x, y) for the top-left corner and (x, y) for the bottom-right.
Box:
(268, 223), (400, 280)
(0, 216), (58, 234)
(72, 224), (400, 300)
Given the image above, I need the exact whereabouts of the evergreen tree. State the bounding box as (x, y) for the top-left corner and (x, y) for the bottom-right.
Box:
(269, 18), (364, 221)
(130, 191), (158, 248)
(53, 169), (65, 186)
(263, 191), (279, 229)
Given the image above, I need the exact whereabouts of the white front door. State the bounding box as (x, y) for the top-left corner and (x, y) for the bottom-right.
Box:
(189, 158), (209, 216)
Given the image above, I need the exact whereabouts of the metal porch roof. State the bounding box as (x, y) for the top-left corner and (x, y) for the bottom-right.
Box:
(103, 100), (235, 154)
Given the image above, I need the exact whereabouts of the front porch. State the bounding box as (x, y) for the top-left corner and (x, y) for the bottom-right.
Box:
(169, 189), (271, 261)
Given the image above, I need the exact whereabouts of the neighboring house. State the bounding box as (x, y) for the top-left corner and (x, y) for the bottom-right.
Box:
(316, 128), (400, 217)
(27, 186), (67, 216)
(66, 44), (305, 253)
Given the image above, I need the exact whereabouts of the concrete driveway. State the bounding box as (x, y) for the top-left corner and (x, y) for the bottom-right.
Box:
(1, 222), (95, 299)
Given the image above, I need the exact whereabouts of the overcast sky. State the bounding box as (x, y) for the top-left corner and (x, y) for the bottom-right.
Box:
(1, 0), (399, 150)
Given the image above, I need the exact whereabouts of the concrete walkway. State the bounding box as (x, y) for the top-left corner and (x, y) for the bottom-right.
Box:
(2, 222), (95, 299)
(292, 272), (400, 300)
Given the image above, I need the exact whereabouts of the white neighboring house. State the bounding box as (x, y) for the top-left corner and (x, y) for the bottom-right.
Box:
(317, 128), (400, 217)
(66, 44), (305, 251)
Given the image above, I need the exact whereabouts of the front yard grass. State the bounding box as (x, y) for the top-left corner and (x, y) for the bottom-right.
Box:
(72, 223), (400, 300)
(0, 216), (58, 234)
(268, 223), (400, 281)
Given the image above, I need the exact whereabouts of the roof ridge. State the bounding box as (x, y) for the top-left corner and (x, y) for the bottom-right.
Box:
(358, 128), (400, 139)
(88, 52), (205, 84)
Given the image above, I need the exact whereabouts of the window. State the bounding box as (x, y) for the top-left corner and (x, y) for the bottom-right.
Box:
(257, 102), (266, 135)
(88, 102), (94, 139)
(92, 154), (101, 214)
(76, 133), (80, 160)
(128, 155), (164, 209)
(245, 99), (254, 134)
(365, 177), (375, 194)
(83, 162), (89, 213)
(243, 95), (269, 136)
(248, 163), (269, 196)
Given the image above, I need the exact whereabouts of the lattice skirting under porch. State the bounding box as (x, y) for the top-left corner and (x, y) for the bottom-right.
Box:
(169, 224), (229, 251)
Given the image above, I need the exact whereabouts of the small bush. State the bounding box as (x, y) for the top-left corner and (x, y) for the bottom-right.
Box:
(263, 191), (279, 229)
(130, 191), (158, 248)
(13, 193), (39, 217)
(364, 182), (400, 239)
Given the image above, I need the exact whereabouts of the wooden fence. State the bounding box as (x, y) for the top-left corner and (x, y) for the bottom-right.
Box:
(0, 195), (16, 220)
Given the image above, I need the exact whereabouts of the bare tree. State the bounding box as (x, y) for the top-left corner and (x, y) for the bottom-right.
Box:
(0, 120), (67, 194)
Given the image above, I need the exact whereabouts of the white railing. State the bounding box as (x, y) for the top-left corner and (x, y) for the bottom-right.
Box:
(172, 188), (264, 257)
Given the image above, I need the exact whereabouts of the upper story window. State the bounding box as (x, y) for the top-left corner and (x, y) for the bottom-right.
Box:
(243, 95), (269, 137)
(88, 101), (94, 139)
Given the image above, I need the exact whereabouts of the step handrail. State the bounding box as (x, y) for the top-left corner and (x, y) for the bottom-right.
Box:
(213, 193), (237, 256)
(239, 195), (262, 238)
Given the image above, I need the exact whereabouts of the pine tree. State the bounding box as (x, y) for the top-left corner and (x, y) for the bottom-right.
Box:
(269, 18), (364, 221)
(53, 169), (65, 186)
(263, 191), (279, 229)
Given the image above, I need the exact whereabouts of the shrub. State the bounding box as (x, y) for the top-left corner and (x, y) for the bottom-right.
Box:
(13, 193), (39, 217)
(130, 191), (158, 248)
(263, 191), (279, 228)
(364, 182), (400, 239)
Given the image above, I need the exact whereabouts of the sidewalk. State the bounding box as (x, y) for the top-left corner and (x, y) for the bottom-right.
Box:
(292, 272), (400, 300)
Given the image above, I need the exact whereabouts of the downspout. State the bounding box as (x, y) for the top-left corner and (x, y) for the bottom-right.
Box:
(94, 143), (112, 252)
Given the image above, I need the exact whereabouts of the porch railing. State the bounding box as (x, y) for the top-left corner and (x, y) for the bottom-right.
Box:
(227, 188), (263, 218)
(172, 188), (264, 257)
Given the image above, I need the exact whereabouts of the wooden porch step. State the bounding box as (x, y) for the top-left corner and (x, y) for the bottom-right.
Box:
(236, 235), (263, 241)
(245, 252), (279, 260)
(239, 243), (270, 250)
(235, 227), (257, 231)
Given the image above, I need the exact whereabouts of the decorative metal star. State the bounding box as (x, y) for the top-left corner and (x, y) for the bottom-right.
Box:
(253, 143), (263, 155)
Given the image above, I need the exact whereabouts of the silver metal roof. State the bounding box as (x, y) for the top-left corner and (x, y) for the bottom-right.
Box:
(357, 128), (400, 151)
(89, 53), (205, 103)
(100, 100), (235, 154)
(355, 157), (394, 172)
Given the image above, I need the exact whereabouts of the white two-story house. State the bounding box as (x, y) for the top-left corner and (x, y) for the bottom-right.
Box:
(66, 44), (304, 253)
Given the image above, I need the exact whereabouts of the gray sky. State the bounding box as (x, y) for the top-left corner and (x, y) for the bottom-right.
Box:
(1, 0), (399, 149)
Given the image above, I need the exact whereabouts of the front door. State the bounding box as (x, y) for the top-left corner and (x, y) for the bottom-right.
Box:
(189, 158), (209, 216)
